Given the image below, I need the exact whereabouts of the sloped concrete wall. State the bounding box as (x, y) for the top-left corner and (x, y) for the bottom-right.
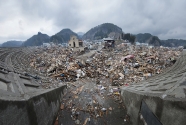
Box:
(0, 85), (66, 125)
(0, 100), (29, 125)
(121, 89), (186, 125)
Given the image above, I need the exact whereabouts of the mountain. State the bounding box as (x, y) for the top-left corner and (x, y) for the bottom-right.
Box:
(1, 40), (23, 47)
(161, 39), (186, 47)
(135, 33), (152, 43)
(22, 32), (50, 46)
(135, 33), (161, 46)
(77, 32), (84, 39)
(147, 36), (161, 46)
(82, 23), (123, 40)
(77, 32), (84, 36)
(50, 29), (78, 44)
(135, 33), (186, 47)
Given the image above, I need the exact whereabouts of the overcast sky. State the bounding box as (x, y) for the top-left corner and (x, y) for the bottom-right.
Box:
(0, 0), (186, 43)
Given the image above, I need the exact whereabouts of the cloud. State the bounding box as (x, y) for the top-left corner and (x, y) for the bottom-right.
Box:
(0, 0), (186, 43)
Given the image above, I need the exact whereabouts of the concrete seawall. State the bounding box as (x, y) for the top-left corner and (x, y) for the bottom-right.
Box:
(0, 84), (67, 125)
(121, 50), (186, 125)
(121, 89), (186, 125)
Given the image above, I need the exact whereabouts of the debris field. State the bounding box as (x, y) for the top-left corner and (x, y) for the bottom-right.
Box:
(28, 43), (182, 125)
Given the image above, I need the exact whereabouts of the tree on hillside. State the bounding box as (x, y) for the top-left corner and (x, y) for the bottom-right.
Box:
(123, 33), (130, 40)
(121, 33), (125, 39)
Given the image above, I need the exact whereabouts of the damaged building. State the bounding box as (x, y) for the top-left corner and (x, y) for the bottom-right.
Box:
(68, 35), (84, 51)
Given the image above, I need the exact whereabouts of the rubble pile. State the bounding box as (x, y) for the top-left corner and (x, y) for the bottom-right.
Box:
(29, 44), (182, 88)
(28, 44), (182, 124)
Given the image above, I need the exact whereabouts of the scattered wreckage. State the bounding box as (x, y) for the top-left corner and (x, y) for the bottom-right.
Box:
(30, 44), (182, 88)
(29, 44), (182, 124)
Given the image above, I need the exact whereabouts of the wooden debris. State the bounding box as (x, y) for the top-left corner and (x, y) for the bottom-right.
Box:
(60, 104), (64, 110)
